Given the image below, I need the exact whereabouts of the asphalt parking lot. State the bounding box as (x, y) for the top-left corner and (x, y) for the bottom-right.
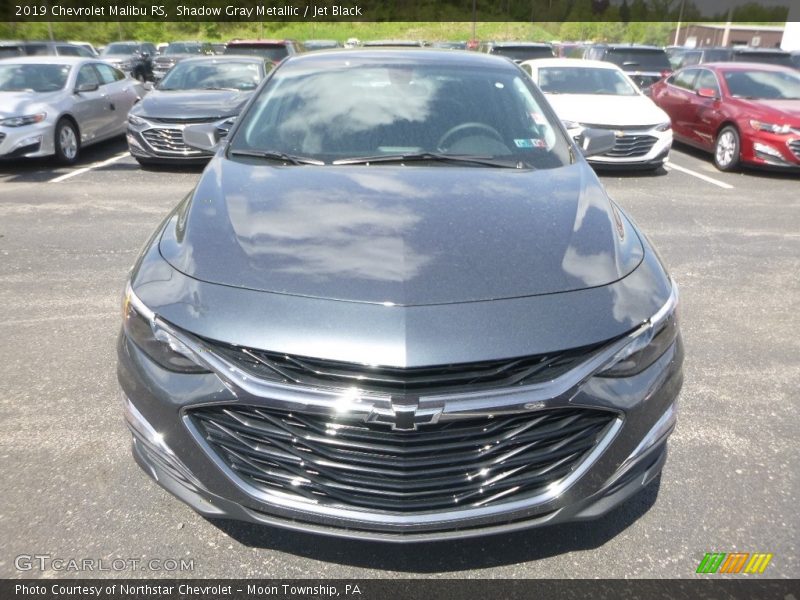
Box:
(0, 141), (797, 579)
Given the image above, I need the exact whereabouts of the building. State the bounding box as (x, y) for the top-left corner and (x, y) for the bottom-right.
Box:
(671, 24), (784, 48)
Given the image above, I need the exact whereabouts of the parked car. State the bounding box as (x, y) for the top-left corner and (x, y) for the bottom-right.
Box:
(669, 47), (733, 70)
(363, 40), (425, 47)
(791, 51), (800, 70)
(479, 41), (555, 62)
(303, 40), (341, 51)
(101, 41), (157, 81)
(151, 41), (211, 81)
(69, 41), (100, 56)
(209, 43), (227, 55)
(585, 44), (672, 90)
(522, 58), (672, 170)
(731, 48), (795, 68)
(223, 39), (303, 65)
(431, 41), (467, 49)
(650, 62), (800, 170)
(0, 57), (145, 163)
(126, 56), (268, 165)
(1, 40), (94, 58)
(118, 49), (683, 541)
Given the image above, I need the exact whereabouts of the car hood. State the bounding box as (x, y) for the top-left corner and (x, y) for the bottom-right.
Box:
(0, 91), (62, 117)
(159, 159), (644, 307)
(544, 94), (669, 127)
(134, 89), (251, 120)
(732, 98), (800, 123)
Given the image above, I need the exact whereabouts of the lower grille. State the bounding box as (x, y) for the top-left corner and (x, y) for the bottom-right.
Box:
(788, 139), (800, 160)
(191, 405), (616, 513)
(141, 127), (205, 155)
(605, 134), (658, 158)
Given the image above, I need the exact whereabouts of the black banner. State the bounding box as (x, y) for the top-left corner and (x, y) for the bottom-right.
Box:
(0, 0), (795, 22)
(4, 579), (800, 600)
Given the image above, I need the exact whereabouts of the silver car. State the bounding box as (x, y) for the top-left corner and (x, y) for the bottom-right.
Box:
(0, 57), (146, 163)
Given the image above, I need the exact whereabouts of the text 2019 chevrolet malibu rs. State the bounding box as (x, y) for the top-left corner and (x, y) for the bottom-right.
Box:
(117, 49), (683, 541)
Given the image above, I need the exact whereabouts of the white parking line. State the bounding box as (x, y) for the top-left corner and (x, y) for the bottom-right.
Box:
(49, 152), (129, 183)
(664, 160), (734, 190)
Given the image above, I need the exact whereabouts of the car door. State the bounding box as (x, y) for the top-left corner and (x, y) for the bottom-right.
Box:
(656, 68), (700, 141)
(94, 62), (139, 137)
(70, 64), (107, 143)
(688, 68), (724, 149)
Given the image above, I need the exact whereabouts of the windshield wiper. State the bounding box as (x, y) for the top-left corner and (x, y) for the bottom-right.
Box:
(229, 149), (325, 165)
(201, 86), (240, 92)
(332, 152), (526, 168)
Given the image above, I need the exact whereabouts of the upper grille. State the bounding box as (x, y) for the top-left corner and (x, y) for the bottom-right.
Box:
(141, 127), (205, 155)
(788, 139), (800, 160)
(191, 405), (616, 513)
(146, 116), (221, 124)
(205, 341), (602, 396)
(605, 134), (658, 158)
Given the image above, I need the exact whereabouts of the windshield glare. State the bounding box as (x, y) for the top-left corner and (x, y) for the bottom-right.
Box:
(159, 61), (263, 91)
(723, 69), (800, 99)
(231, 63), (571, 168)
(539, 66), (638, 95)
(0, 63), (71, 92)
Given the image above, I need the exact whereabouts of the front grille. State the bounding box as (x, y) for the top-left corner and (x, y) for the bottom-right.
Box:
(605, 134), (658, 158)
(191, 405), (616, 512)
(206, 341), (602, 396)
(146, 116), (221, 124)
(788, 139), (800, 160)
(141, 127), (204, 155)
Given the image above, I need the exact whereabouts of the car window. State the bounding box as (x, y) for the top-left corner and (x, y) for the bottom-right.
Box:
(538, 66), (638, 96)
(0, 63), (71, 92)
(24, 44), (49, 56)
(694, 69), (720, 95)
(722, 68), (800, 100)
(76, 64), (101, 88)
(671, 68), (699, 90)
(57, 45), (81, 56)
(606, 48), (671, 71)
(95, 63), (122, 84)
(678, 51), (701, 68)
(159, 61), (263, 91)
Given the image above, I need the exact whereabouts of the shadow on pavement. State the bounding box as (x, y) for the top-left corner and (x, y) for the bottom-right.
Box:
(208, 475), (661, 572)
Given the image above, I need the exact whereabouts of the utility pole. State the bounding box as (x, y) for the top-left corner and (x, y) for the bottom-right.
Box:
(673, 0), (685, 46)
(471, 0), (477, 40)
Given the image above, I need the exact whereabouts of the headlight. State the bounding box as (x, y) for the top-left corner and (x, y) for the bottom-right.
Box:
(654, 121), (671, 132)
(123, 285), (209, 373)
(127, 114), (147, 127)
(599, 283), (679, 377)
(749, 120), (791, 134)
(0, 113), (46, 127)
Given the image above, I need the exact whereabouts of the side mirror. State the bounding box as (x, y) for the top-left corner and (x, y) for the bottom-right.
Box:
(696, 87), (718, 99)
(75, 82), (99, 93)
(578, 128), (616, 157)
(183, 123), (221, 152)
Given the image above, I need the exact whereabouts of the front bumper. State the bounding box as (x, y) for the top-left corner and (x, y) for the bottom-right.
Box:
(127, 121), (213, 163)
(117, 317), (684, 541)
(579, 127), (672, 168)
(742, 130), (800, 169)
(0, 121), (55, 159)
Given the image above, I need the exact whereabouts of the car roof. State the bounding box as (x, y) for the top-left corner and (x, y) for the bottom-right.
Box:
(175, 55), (265, 64)
(0, 56), (90, 65)
(701, 61), (796, 72)
(281, 48), (521, 69)
(521, 57), (620, 69)
(489, 41), (551, 47)
(228, 39), (292, 45)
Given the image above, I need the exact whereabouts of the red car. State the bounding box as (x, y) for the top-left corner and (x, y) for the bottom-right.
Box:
(649, 62), (800, 171)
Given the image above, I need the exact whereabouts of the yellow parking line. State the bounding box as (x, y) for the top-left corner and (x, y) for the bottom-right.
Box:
(664, 160), (734, 190)
(49, 152), (129, 183)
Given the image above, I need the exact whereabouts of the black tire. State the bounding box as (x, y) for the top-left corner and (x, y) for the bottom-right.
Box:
(54, 118), (79, 165)
(713, 126), (740, 171)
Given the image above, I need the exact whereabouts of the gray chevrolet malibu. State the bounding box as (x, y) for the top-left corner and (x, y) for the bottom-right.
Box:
(117, 49), (683, 541)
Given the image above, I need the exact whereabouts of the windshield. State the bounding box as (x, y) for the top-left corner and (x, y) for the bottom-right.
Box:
(723, 69), (800, 99)
(491, 46), (554, 61)
(538, 66), (638, 95)
(165, 43), (204, 55)
(0, 63), (71, 92)
(159, 61), (263, 91)
(103, 43), (138, 56)
(606, 49), (670, 71)
(230, 62), (572, 168)
(224, 45), (289, 62)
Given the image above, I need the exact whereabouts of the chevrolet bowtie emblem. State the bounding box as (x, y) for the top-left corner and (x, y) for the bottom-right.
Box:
(391, 394), (420, 431)
(365, 395), (444, 431)
(615, 130), (625, 137)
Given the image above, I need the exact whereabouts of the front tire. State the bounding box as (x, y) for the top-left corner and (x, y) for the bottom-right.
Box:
(714, 126), (740, 171)
(54, 118), (79, 164)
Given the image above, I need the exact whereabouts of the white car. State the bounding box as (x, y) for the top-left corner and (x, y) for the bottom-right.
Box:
(520, 58), (672, 170)
(0, 56), (146, 163)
